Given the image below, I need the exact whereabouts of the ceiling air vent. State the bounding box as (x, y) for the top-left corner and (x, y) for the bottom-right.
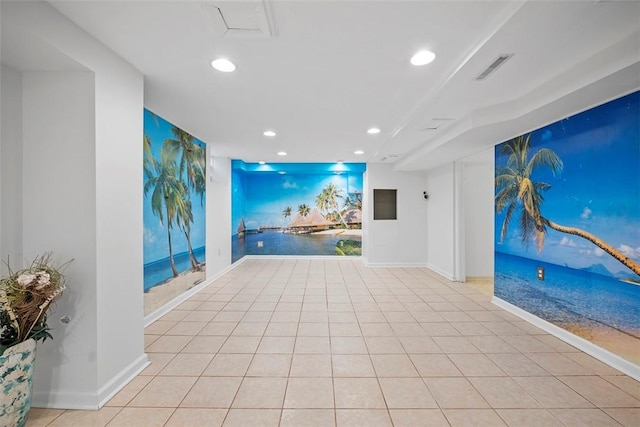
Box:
(380, 154), (401, 162)
(476, 54), (514, 81)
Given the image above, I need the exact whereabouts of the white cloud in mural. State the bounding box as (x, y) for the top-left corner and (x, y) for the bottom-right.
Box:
(144, 227), (157, 245)
(594, 247), (605, 258)
(282, 179), (298, 189)
(580, 207), (592, 219)
(559, 236), (577, 247)
(619, 244), (640, 260)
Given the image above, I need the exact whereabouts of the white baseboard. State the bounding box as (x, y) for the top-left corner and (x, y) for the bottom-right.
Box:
(493, 297), (640, 381)
(31, 353), (149, 410)
(362, 258), (428, 268)
(426, 263), (455, 281)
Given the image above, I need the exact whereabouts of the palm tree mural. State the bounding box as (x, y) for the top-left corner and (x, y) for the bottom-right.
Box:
(495, 134), (640, 276)
(320, 183), (348, 228)
(177, 196), (200, 270)
(298, 204), (310, 217)
(283, 206), (292, 220)
(315, 191), (329, 217)
(144, 146), (187, 278)
(163, 126), (206, 267)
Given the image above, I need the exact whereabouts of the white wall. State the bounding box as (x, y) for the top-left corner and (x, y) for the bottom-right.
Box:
(206, 154), (232, 276)
(0, 65), (23, 275)
(461, 149), (495, 277)
(363, 163), (428, 266)
(425, 163), (456, 279)
(1, 1), (146, 409)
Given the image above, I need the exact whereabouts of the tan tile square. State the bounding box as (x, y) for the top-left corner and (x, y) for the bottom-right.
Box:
(486, 353), (548, 376)
(384, 312), (417, 323)
(332, 355), (376, 377)
(165, 408), (226, 427)
(145, 320), (177, 335)
(564, 353), (621, 376)
(495, 409), (563, 426)
(334, 378), (386, 408)
(443, 409), (507, 426)
(559, 376), (640, 407)
(203, 353), (253, 376)
(331, 337), (368, 354)
(390, 322), (427, 337)
(399, 336), (441, 354)
(432, 336), (479, 353)
(196, 301), (226, 311)
(298, 322), (330, 337)
(549, 408), (622, 426)
(219, 336), (261, 353)
(271, 311), (300, 322)
(513, 377), (593, 408)
(602, 376), (640, 399)
(144, 334), (160, 349)
(264, 322), (298, 336)
(180, 376), (242, 408)
(365, 337), (405, 354)
(105, 376), (154, 407)
(295, 337), (331, 354)
(280, 409), (335, 427)
(145, 335), (192, 353)
(300, 311), (329, 322)
(128, 376), (197, 407)
(507, 335), (555, 353)
(603, 408), (640, 426)
(329, 312), (358, 323)
(232, 377), (287, 408)
(419, 322), (462, 336)
(166, 321), (208, 336)
(160, 310), (189, 322)
(330, 323), (362, 337)
(257, 336), (296, 353)
(231, 322), (268, 336)
(290, 354), (332, 377)
(379, 378), (437, 408)
(48, 407), (120, 427)
(526, 353), (592, 376)
(448, 354), (505, 377)
(335, 409), (392, 427)
(223, 409), (281, 427)
(181, 336), (226, 353)
(276, 302), (303, 311)
(199, 322), (237, 336)
(215, 311), (246, 322)
(423, 378), (489, 409)
(106, 408), (174, 427)
(242, 311), (273, 322)
(356, 311), (387, 322)
(26, 408), (66, 427)
(284, 378), (335, 408)
(410, 354), (462, 377)
(371, 354), (419, 377)
(466, 336), (517, 353)
(139, 353), (175, 376)
(247, 354), (292, 377)
(158, 353), (214, 376)
(469, 377), (540, 408)
(360, 323), (395, 337)
(183, 310), (218, 322)
(412, 312), (445, 323)
(389, 409), (449, 427)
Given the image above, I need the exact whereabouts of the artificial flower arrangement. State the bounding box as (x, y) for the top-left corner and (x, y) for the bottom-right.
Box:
(0, 254), (70, 355)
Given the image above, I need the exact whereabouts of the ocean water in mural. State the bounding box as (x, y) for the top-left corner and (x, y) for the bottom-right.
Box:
(143, 109), (206, 292)
(494, 91), (640, 363)
(232, 162), (365, 262)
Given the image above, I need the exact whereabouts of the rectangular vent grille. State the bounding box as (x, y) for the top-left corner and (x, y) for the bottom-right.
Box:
(476, 54), (514, 80)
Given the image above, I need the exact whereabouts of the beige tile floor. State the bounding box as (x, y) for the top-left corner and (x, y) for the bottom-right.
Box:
(27, 259), (640, 426)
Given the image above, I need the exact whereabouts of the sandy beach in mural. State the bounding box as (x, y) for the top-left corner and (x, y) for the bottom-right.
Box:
(561, 323), (640, 366)
(144, 270), (205, 315)
(313, 229), (362, 237)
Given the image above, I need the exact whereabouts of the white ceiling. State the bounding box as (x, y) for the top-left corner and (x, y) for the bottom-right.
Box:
(4, 1), (640, 170)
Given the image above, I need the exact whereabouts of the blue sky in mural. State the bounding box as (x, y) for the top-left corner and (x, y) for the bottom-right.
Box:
(233, 172), (363, 232)
(495, 91), (640, 278)
(143, 109), (206, 264)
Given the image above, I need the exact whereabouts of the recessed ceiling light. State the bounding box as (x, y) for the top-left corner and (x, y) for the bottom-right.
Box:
(277, 151), (287, 156)
(337, 160), (344, 164)
(354, 150), (364, 155)
(263, 130), (276, 137)
(211, 58), (236, 72)
(410, 50), (436, 66)
(367, 127), (381, 134)
(258, 161), (266, 165)
(278, 171), (286, 175)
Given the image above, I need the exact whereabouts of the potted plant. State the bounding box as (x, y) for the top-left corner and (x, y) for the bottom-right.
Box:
(0, 253), (70, 427)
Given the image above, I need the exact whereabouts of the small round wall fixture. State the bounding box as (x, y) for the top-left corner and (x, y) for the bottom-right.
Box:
(211, 58), (236, 72)
(277, 151), (287, 156)
(354, 150), (364, 155)
(367, 127), (381, 134)
(258, 161), (266, 165)
(410, 50), (436, 66)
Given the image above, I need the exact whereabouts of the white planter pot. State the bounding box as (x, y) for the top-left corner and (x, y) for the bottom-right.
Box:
(0, 339), (36, 427)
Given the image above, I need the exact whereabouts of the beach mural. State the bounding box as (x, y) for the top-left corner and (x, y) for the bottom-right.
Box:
(143, 109), (206, 311)
(494, 91), (640, 364)
(232, 161), (365, 262)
